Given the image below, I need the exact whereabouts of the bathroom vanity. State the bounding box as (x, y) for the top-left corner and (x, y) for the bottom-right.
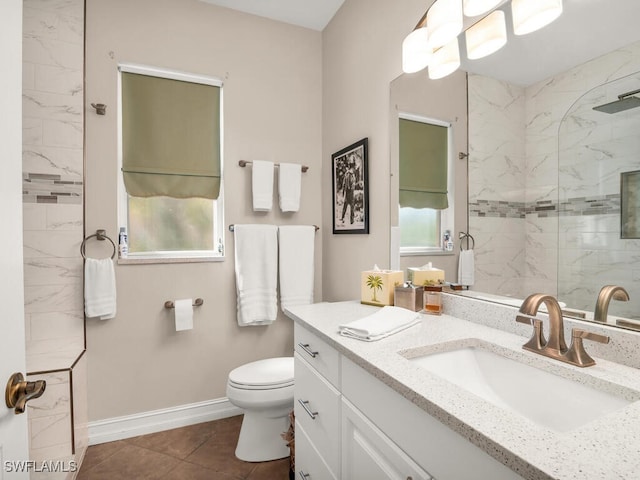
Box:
(285, 297), (640, 480)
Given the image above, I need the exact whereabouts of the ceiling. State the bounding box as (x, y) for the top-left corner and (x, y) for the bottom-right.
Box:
(199, 0), (640, 86)
(198, 0), (345, 31)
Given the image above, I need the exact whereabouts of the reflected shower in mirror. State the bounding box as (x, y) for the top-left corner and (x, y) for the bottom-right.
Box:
(558, 70), (640, 325)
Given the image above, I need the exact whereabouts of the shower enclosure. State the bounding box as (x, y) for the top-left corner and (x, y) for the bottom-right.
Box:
(558, 71), (640, 320)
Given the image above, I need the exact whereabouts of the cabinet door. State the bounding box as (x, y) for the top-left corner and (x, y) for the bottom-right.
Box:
(342, 399), (432, 480)
(296, 421), (338, 480)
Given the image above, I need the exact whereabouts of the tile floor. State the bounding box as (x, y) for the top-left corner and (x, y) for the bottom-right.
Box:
(77, 415), (291, 479)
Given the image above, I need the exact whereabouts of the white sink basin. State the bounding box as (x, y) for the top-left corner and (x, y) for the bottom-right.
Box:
(405, 342), (636, 432)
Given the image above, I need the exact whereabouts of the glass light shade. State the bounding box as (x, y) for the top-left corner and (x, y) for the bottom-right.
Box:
(463, 0), (502, 17)
(428, 38), (460, 80)
(427, 0), (463, 49)
(512, 0), (563, 36)
(465, 10), (507, 60)
(402, 27), (432, 73)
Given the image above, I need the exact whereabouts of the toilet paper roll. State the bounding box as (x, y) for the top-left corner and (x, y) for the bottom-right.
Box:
(174, 299), (193, 331)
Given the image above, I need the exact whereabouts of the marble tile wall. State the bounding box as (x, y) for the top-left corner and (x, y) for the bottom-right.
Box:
(468, 74), (527, 299)
(22, 0), (88, 473)
(469, 40), (640, 311)
(23, 0), (85, 355)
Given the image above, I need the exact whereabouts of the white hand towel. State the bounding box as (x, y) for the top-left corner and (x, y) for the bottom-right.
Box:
(278, 163), (302, 212)
(458, 249), (475, 286)
(234, 224), (278, 326)
(252, 160), (274, 211)
(279, 225), (315, 312)
(338, 306), (420, 342)
(174, 299), (193, 331)
(84, 258), (116, 320)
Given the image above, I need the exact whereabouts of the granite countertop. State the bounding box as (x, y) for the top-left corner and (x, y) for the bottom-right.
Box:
(285, 300), (640, 480)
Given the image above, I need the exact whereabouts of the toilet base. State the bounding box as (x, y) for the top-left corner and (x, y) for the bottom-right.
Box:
(235, 411), (291, 462)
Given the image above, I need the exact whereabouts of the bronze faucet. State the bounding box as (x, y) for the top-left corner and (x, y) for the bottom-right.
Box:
(516, 293), (609, 367)
(594, 285), (630, 322)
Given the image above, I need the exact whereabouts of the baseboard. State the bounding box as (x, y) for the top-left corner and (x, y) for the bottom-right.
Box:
(88, 398), (242, 445)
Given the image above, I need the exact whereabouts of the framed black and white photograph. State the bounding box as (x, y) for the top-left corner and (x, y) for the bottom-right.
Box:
(332, 138), (369, 234)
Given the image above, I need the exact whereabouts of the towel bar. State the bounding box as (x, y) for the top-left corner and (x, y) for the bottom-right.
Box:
(239, 160), (309, 172)
(228, 224), (319, 232)
(164, 298), (204, 309)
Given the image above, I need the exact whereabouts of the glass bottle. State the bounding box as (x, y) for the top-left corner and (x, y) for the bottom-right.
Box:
(424, 286), (443, 315)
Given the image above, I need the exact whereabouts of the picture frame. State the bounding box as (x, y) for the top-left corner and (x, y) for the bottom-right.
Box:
(332, 138), (369, 234)
(621, 170), (640, 239)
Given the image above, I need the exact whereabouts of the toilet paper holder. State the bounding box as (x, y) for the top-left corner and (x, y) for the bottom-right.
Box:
(164, 298), (204, 309)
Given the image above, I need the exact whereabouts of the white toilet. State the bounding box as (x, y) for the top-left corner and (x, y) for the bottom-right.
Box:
(226, 356), (294, 462)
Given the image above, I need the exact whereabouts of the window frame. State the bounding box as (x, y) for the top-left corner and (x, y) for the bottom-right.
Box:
(398, 112), (454, 256)
(116, 63), (225, 263)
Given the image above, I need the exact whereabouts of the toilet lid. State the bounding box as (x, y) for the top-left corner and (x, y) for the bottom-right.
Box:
(228, 357), (294, 389)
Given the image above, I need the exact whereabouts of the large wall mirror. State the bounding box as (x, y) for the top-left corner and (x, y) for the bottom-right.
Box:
(390, 0), (640, 331)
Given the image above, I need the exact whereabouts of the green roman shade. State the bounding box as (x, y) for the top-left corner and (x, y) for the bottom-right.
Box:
(399, 118), (448, 210)
(121, 71), (221, 199)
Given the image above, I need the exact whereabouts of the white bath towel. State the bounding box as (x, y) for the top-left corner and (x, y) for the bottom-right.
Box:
(234, 224), (279, 326)
(84, 258), (116, 320)
(338, 306), (420, 342)
(278, 163), (302, 212)
(252, 160), (274, 211)
(279, 225), (315, 312)
(458, 249), (475, 286)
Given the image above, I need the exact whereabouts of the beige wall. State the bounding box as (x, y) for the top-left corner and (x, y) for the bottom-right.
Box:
(85, 0), (322, 421)
(321, 0), (467, 299)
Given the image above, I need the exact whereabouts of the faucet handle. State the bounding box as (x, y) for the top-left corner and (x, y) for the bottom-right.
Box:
(564, 328), (610, 367)
(572, 329), (610, 345)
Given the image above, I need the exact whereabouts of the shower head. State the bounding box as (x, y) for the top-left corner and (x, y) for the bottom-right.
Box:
(593, 88), (640, 114)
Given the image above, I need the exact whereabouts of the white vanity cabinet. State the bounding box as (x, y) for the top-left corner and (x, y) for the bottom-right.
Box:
(294, 326), (341, 479)
(293, 323), (523, 480)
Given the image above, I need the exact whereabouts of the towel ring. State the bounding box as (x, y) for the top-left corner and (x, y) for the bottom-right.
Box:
(459, 232), (475, 251)
(81, 229), (117, 259)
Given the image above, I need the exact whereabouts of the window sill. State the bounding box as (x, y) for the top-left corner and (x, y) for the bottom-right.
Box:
(400, 250), (456, 257)
(118, 256), (224, 265)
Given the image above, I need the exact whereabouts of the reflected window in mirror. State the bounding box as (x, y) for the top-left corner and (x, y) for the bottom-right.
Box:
(398, 114), (453, 255)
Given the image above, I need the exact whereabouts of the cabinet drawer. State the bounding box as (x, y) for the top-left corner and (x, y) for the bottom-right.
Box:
(295, 324), (340, 388)
(342, 398), (432, 480)
(295, 421), (338, 480)
(295, 353), (341, 476)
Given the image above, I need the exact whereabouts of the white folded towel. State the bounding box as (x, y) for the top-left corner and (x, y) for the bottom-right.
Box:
(278, 163), (302, 212)
(279, 225), (315, 312)
(252, 160), (274, 211)
(234, 224), (278, 326)
(84, 258), (116, 320)
(458, 249), (475, 286)
(338, 306), (420, 342)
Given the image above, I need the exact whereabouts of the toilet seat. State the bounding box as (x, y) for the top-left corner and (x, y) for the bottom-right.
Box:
(228, 357), (294, 391)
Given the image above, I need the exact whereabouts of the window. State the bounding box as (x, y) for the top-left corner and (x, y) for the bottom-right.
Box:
(117, 64), (224, 261)
(398, 114), (453, 255)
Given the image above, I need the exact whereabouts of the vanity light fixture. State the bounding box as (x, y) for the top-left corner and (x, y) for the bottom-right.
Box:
(465, 10), (507, 59)
(429, 37), (461, 80)
(463, 0), (502, 17)
(427, 0), (463, 49)
(512, 0), (563, 36)
(402, 0), (563, 78)
(402, 27), (432, 74)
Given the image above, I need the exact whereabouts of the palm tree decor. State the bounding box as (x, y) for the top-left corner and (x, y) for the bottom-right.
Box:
(366, 274), (384, 303)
